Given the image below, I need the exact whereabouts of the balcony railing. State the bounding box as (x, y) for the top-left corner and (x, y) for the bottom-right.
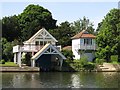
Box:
(20, 45), (44, 52)
(13, 44), (61, 53)
(79, 44), (97, 50)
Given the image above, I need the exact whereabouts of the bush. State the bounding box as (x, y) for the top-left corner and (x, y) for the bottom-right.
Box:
(96, 58), (104, 65)
(111, 55), (118, 62)
(22, 53), (31, 66)
(61, 50), (74, 61)
(83, 62), (95, 70)
(79, 56), (88, 66)
(1, 60), (5, 64)
(73, 60), (82, 70)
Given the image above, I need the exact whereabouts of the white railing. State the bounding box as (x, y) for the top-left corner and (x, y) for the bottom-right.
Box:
(20, 45), (44, 52)
(79, 44), (97, 50)
(13, 44), (61, 53)
(13, 45), (44, 53)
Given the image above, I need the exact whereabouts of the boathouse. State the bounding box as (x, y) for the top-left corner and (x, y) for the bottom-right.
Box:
(13, 28), (66, 70)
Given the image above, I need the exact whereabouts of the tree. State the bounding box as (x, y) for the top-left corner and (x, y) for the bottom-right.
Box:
(96, 8), (120, 62)
(71, 16), (95, 34)
(61, 50), (74, 60)
(2, 38), (20, 61)
(95, 22), (103, 35)
(2, 38), (13, 61)
(18, 4), (57, 41)
(2, 15), (20, 42)
(49, 21), (75, 47)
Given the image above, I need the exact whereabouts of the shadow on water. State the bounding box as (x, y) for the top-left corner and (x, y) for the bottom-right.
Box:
(61, 61), (76, 72)
(38, 60), (75, 72)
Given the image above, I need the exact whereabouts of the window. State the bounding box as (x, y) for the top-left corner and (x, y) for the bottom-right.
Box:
(44, 41), (47, 45)
(48, 41), (51, 44)
(35, 41), (39, 45)
(40, 41), (43, 46)
(84, 38), (92, 45)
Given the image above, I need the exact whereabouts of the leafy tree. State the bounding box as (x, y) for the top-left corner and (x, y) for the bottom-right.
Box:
(2, 38), (20, 61)
(96, 9), (120, 62)
(61, 50), (74, 60)
(95, 21), (103, 35)
(71, 16), (95, 34)
(18, 4), (57, 41)
(2, 38), (13, 61)
(2, 15), (20, 42)
(49, 21), (75, 47)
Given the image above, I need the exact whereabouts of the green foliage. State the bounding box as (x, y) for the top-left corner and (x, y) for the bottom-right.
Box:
(2, 15), (20, 42)
(111, 55), (118, 62)
(95, 58), (104, 65)
(50, 21), (75, 47)
(63, 56), (96, 71)
(2, 4), (57, 42)
(0, 60), (5, 64)
(72, 56), (94, 71)
(23, 53), (31, 66)
(72, 60), (82, 70)
(18, 4), (57, 41)
(83, 62), (95, 70)
(79, 56), (88, 66)
(2, 38), (13, 61)
(71, 16), (95, 34)
(96, 9), (120, 61)
(61, 49), (74, 61)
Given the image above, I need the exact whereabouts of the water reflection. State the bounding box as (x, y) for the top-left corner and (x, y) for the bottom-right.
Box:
(71, 74), (81, 88)
(1, 72), (119, 88)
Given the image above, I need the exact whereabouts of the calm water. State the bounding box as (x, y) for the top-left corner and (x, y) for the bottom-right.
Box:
(1, 72), (120, 88)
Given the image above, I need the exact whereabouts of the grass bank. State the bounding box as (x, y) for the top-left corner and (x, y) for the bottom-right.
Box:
(0, 62), (18, 67)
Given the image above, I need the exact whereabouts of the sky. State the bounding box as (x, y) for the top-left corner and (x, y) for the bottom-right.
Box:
(1, 1), (119, 29)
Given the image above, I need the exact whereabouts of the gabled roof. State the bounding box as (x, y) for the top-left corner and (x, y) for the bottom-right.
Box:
(31, 43), (66, 60)
(71, 30), (96, 39)
(23, 28), (58, 44)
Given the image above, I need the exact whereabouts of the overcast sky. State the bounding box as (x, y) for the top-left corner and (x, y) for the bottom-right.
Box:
(1, 1), (119, 29)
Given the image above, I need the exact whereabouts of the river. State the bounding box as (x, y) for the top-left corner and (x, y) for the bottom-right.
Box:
(1, 72), (119, 88)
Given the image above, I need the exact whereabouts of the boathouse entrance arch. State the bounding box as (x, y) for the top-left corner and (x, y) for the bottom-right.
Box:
(31, 44), (66, 71)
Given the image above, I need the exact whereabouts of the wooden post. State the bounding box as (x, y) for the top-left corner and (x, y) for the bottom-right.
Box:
(60, 58), (63, 71)
(31, 60), (35, 67)
(32, 52), (34, 56)
(18, 52), (21, 67)
(14, 53), (17, 64)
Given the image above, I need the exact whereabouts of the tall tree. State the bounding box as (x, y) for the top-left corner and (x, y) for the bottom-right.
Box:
(71, 16), (95, 34)
(49, 21), (75, 47)
(2, 15), (20, 42)
(96, 8), (120, 61)
(18, 4), (57, 41)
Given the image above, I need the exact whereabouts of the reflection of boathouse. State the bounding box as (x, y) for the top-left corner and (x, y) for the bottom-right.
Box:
(13, 28), (66, 71)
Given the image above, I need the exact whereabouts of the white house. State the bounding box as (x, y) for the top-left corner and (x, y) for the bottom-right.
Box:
(71, 30), (96, 61)
(13, 28), (66, 70)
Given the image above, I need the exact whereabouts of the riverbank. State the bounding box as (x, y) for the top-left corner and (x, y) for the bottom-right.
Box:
(0, 66), (120, 72)
(0, 66), (39, 72)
